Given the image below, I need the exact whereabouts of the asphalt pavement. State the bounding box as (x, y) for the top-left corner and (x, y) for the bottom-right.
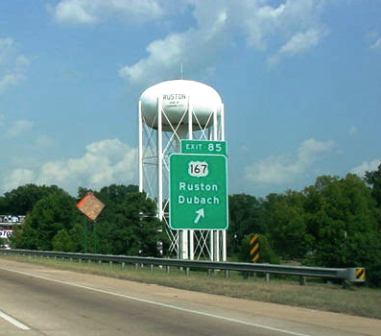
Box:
(0, 259), (379, 336)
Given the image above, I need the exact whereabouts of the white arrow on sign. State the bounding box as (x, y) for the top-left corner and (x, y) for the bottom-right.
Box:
(194, 208), (205, 224)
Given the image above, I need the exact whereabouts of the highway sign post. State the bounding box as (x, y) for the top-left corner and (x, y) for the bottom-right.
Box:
(169, 153), (228, 230)
(76, 192), (105, 253)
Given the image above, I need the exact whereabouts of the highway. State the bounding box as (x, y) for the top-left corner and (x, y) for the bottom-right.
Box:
(0, 259), (379, 336)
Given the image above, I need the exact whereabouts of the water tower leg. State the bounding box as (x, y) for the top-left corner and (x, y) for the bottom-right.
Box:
(157, 98), (163, 221)
(179, 230), (188, 259)
(222, 230), (227, 261)
(214, 230), (220, 262)
(189, 230), (194, 260)
(138, 101), (143, 192)
(210, 231), (214, 261)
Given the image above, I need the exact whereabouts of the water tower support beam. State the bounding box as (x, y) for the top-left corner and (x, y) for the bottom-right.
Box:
(157, 97), (163, 220)
(138, 100), (143, 193)
(215, 230), (220, 262)
(211, 107), (219, 262)
(221, 104), (227, 262)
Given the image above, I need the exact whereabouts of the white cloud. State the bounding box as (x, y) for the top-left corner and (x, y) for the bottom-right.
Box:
(0, 73), (26, 92)
(0, 37), (29, 93)
(3, 169), (35, 192)
(53, 0), (97, 24)
(34, 135), (55, 148)
(0, 38), (14, 63)
(269, 28), (325, 64)
(245, 138), (335, 185)
(119, 9), (229, 86)
(351, 159), (381, 177)
(349, 126), (358, 135)
(2, 138), (138, 194)
(237, 0), (325, 49)
(50, 1), (327, 87)
(51, 0), (182, 25)
(118, 0), (327, 87)
(279, 29), (322, 55)
(370, 37), (381, 50)
(5, 119), (34, 138)
(15, 55), (30, 67)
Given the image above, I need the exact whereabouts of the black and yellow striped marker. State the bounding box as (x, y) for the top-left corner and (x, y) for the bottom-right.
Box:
(250, 234), (260, 263)
(355, 268), (366, 281)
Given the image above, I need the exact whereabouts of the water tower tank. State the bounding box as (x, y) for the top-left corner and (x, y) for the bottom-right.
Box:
(140, 80), (222, 131)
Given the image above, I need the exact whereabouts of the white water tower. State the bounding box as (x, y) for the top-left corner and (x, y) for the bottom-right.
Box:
(138, 80), (226, 261)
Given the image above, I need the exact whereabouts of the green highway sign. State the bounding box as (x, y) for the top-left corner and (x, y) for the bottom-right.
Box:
(181, 140), (227, 156)
(169, 153), (228, 230)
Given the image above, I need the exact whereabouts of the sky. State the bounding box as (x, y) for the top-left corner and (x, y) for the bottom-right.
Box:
(0, 0), (380, 198)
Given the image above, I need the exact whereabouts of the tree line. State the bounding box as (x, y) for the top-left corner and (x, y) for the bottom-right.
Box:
(228, 165), (381, 286)
(0, 164), (380, 286)
(0, 185), (165, 257)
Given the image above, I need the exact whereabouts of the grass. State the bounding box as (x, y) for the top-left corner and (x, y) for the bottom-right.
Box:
(2, 255), (381, 320)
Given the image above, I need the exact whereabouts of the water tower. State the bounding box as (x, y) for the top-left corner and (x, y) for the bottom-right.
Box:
(138, 80), (226, 261)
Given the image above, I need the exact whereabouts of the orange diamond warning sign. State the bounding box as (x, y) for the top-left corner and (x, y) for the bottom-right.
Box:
(76, 192), (105, 221)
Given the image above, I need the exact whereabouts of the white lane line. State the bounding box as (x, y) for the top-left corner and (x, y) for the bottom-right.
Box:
(0, 309), (30, 330)
(0, 267), (312, 336)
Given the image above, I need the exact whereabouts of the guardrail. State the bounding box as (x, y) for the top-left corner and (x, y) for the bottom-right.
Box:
(0, 249), (365, 284)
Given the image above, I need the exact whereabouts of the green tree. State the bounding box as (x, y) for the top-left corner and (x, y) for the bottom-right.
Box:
(52, 229), (74, 252)
(365, 163), (381, 207)
(1, 184), (64, 215)
(228, 194), (263, 257)
(0, 196), (6, 214)
(11, 189), (82, 250)
(69, 223), (86, 252)
(86, 185), (165, 256)
(77, 187), (93, 200)
(365, 163), (381, 233)
(240, 234), (279, 264)
(261, 191), (313, 259)
(304, 174), (381, 272)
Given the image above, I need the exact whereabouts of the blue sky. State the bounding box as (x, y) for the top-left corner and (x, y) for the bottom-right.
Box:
(0, 0), (380, 197)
